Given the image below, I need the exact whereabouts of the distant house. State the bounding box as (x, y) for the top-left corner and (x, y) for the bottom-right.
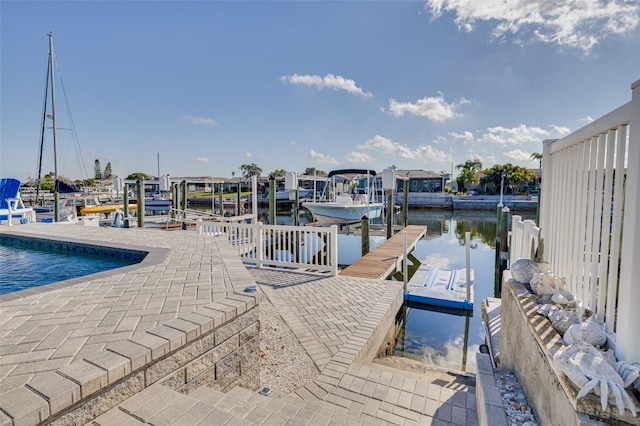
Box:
(395, 170), (445, 193)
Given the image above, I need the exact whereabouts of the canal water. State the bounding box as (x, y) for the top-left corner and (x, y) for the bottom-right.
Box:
(203, 205), (536, 374)
(337, 209), (505, 374)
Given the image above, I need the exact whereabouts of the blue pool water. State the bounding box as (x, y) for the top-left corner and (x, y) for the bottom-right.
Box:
(0, 237), (143, 295)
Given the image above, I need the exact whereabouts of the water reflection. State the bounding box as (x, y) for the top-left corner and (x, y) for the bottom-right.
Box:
(390, 209), (534, 373)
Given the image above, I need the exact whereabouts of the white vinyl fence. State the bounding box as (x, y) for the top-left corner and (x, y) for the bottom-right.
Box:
(539, 80), (640, 363)
(509, 216), (540, 265)
(197, 221), (339, 276)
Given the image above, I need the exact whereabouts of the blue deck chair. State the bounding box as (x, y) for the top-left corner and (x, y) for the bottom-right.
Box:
(0, 178), (36, 225)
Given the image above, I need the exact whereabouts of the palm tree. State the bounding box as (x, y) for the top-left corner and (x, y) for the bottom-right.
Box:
(455, 159), (482, 193)
(530, 152), (543, 169)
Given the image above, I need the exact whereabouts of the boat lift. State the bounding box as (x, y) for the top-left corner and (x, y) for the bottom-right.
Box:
(403, 231), (474, 311)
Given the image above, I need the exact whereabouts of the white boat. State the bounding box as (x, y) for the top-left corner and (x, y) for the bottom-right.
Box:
(405, 263), (474, 310)
(264, 189), (314, 201)
(303, 169), (384, 226)
(143, 195), (171, 211)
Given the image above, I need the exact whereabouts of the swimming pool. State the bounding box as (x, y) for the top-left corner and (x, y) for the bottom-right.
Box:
(0, 235), (146, 295)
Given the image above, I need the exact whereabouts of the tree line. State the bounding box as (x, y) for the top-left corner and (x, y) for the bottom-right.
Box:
(455, 153), (542, 195)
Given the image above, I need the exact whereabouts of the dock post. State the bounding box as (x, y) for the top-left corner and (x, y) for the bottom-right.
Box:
(54, 191), (59, 222)
(500, 206), (510, 259)
(403, 180), (409, 226)
(330, 225), (338, 276)
(494, 203), (503, 297)
(494, 205), (511, 297)
(403, 230), (408, 293)
(181, 180), (187, 227)
(218, 183), (224, 215)
(123, 183), (130, 228)
(268, 177), (276, 225)
(361, 215), (370, 256)
(136, 179), (145, 228)
(236, 181), (242, 216)
(294, 189), (300, 226)
(465, 231), (471, 302)
(170, 183), (175, 210)
(251, 175), (258, 221)
(386, 190), (393, 239)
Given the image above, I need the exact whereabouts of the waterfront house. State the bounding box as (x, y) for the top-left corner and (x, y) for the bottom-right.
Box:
(395, 169), (446, 193)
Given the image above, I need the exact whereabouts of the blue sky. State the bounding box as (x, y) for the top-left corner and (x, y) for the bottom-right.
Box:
(1, 1), (639, 182)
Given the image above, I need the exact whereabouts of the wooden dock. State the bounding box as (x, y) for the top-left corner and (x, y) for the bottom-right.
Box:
(340, 225), (427, 280)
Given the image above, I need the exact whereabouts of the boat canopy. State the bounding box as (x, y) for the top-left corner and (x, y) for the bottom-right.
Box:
(327, 169), (377, 178)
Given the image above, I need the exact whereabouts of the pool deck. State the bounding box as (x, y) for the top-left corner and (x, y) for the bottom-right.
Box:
(0, 224), (478, 425)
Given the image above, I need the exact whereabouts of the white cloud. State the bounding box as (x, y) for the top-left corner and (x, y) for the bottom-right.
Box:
(182, 115), (218, 126)
(358, 135), (414, 158)
(479, 124), (553, 145)
(346, 151), (375, 164)
(388, 94), (467, 122)
(195, 157), (210, 163)
(306, 149), (339, 165)
(244, 152), (253, 159)
(357, 135), (451, 163)
(415, 145), (452, 163)
(550, 125), (571, 135)
(449, 131), (475, 142)
(426, 0), (640, 53)
(441, 124), (569, 148)
(280, 73), (373, 98)
(579, 116), (595, 124)
(505, 149), (534, 162)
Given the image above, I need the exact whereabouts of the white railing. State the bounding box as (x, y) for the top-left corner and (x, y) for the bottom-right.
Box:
(197, 221), (339, 276)
(165, 208), (255, 229)
(509, 215), (540, 265)
(539, 80), (640, 363)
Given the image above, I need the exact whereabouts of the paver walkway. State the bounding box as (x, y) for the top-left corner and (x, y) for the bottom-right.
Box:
(1, 225), (477, 425)
(96, 269), (477, 425)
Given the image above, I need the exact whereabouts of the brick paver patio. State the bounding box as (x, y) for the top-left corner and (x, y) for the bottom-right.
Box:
(0, 224), (477, 425)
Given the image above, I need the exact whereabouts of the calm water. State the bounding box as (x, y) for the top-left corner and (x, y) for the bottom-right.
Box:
(199, 205), (536, 373)
(334, 210), (502, 373)
(0, 242), (136, 295)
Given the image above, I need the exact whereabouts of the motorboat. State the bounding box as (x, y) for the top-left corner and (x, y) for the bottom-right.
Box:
(303, 169), (384, 226)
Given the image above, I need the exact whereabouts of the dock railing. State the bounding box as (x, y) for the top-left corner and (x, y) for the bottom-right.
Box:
(539, 79), (640, 363)
(509, 215), (540, 265)
(165, 208), (255, 229)
(197, 221), (339, 276)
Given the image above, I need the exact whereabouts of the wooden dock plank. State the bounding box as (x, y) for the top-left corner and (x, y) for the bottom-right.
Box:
(339, 225), (427, 280)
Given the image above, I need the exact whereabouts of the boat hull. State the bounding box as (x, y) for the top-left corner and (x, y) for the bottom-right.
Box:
(304, 202), (383, 225)
(80, 204), (137, 216)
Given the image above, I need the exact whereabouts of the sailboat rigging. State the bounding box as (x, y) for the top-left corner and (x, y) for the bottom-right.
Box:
(35, 32), (88, 221)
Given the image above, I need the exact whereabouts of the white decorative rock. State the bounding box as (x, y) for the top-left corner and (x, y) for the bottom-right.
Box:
(552, 315), (580, 335)
(563, 317), (607, 347)
(530, 273), (555, 295)
(510, 259), (540, 284)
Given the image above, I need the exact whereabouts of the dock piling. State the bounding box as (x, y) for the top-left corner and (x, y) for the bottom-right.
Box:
(386, 190), (393, 238)
(403, 180), (409, 226)
(123, 183), (130, 228)
(361, 215), (370, 256)
(136, 178), (144, 228)
(268, 178), (276, 225)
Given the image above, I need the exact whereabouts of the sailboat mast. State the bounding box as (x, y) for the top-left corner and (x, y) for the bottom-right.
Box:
(48, 32), (59, 221)
(36, 59), (50, 206)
